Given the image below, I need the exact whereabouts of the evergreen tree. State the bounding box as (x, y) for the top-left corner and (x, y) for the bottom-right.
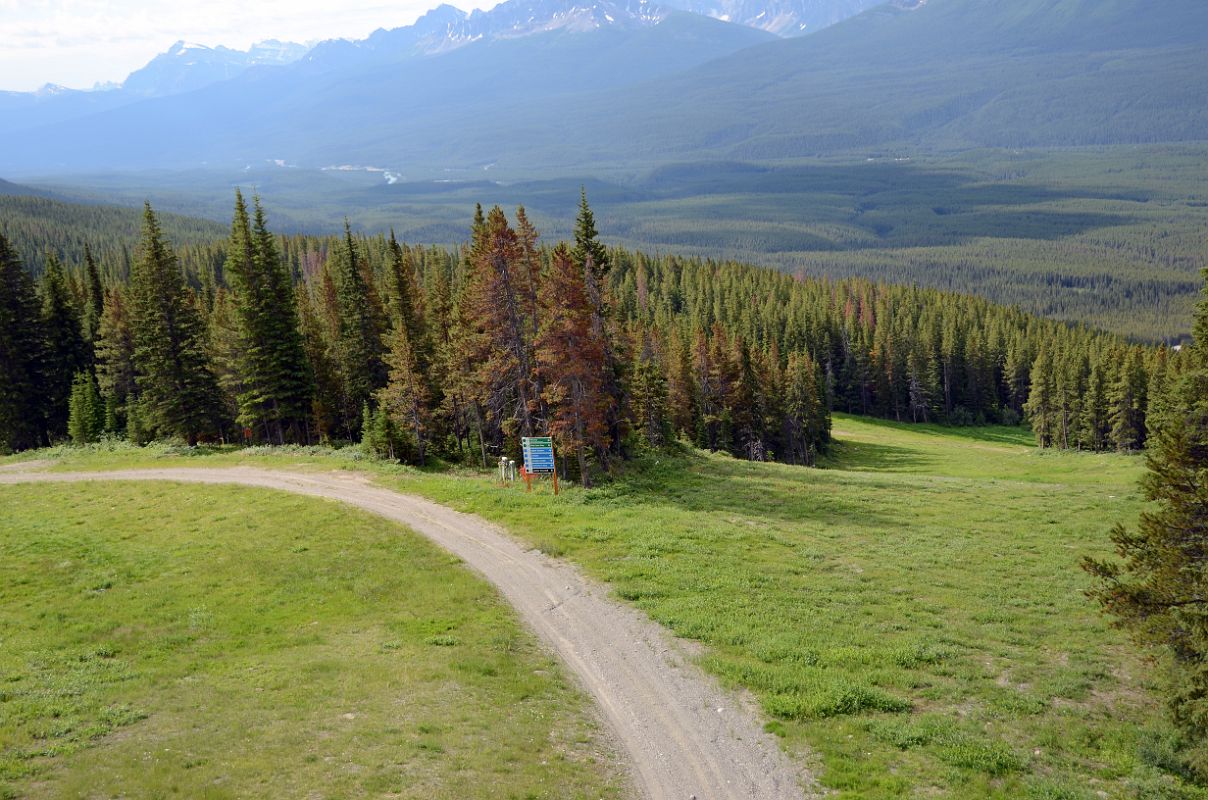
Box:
(629, 330), (671, 448)
(1025, 345), (1057, 447)
(571, 188), (609, 281)
(127, 203), (225, 445)
(536, 244), (611, 486)
(1085, 270), (1208, 774)
(460, 206), (540, 439)
(386, 231), (429, 371)
(376, 323), (430, 465)
(39, 253), (88, 440)
(0, 233), (46, 452)
(94, 288), (136, 434)
(222, 192), (315, 443)
(783, 351), (826, 466)
(1109, 347), (1148, 451)
(67, 370), (104, 444)
(1080, 358), (1111, 451)
(82, 244), (105, 345)
(331, 222), (386, 438)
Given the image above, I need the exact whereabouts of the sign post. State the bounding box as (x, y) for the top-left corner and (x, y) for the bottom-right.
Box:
(521, 436), (558, 495)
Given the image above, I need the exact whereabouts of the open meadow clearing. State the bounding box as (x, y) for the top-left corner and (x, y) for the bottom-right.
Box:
(2, 415), (1200, 798)
(0, 482), (623, 800)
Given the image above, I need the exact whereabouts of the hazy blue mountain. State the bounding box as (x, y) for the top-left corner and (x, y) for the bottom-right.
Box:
(0, 39), (307, 137)
(659, 0), (880, 35)
(120, 40), (308, 97)
(2, 0), (1205, 176)
(0, 2), (773, 173)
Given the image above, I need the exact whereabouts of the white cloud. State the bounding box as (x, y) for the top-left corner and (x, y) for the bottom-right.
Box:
(0, 0), (493, 91)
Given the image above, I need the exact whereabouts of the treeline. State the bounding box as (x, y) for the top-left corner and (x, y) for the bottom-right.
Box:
(0, 191), (1174, 471)
(600, 248), (1178, 452)
(0, 194), (833, 479)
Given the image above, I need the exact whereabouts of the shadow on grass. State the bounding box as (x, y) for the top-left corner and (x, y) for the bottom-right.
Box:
(591, 446), (900, 531)
(832, 413), (1035, 447)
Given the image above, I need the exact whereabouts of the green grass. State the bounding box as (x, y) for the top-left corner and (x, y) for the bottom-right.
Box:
(5, 415), (1206, 797)
(0, 482), (624, 799)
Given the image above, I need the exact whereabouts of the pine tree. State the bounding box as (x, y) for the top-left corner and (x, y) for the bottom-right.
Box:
(67, 370), (104, 444)
(127, 203), (225, 445)
(331, 222), (386, 438)
(629, 330), (671, 448)
(1024, 345), (1057, 447)
(94, 288), (137, 434)
(1080, 358), (1111, 451)
(40, 253), (89, 440)
(1109, 347), (1148, 451)
(0, 233), (46, 452)
(222, 193), (315, 443)
(536, 244), (611, 487)
(460, 206), (539, 439)
(1084, 269), (1208, 774)
(385, 231), (430, 371)
(782, 351), (827, 466)
(571, 188), (609, 282)
(296, 283), (342, 441)
(731, 336), (766, 460)
(82, 244), (105, 345)
(376, 323), (430, 465)
(665, 326), (699, 438)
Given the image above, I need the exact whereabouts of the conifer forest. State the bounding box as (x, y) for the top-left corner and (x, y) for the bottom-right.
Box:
(2, 190), (1190, 480)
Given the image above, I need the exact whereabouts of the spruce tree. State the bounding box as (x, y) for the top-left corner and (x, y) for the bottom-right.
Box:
(1109, 347), (1148, 451)
(223, 194), (315, 443)
(1085, 266), (1208, 775)
(386, 231), (430, 373)
(629, 331), (670, 448)
(331, 222), (386, 438)
(0, 233), (46, 452)
(571, 188), (609, 281)
(127, 203), (225, 445)
(82, 244), (105, 345)
(376, 323), (430, 465)
(1024, 345), (1056, 447)
(67, 370), (104, 444)
(535, 244), (611, 486)
(40, 253), (88, 440)
(94, 288), (137, 434)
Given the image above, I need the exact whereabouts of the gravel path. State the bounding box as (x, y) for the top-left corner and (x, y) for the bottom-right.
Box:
(0, 467), (810, 800)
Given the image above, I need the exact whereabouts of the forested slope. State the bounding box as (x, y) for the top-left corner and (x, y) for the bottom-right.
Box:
(0, 192), (1182, 470)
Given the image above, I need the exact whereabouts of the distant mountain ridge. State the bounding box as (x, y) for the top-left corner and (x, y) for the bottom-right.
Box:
(121, 40), (309, 97)
(1, 0), (1205, 176)
(661, 0), (881, 34)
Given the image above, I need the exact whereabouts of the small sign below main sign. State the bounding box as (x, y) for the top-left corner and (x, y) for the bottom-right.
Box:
(522, 436), (555, 473)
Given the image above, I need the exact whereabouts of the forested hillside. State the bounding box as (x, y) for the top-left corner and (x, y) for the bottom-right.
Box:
(0, 194), (226, 279)
(0, 192), (1180, 471)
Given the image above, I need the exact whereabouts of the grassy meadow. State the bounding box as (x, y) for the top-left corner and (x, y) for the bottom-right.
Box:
(0, 483), (624, 799)
(2, 414), (1201, 798)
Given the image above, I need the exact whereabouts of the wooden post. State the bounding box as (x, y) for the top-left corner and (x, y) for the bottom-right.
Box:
(551, 440), (559, 495)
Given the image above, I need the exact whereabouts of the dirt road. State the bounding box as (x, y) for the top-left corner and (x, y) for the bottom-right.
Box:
(0, 467), (810, 800)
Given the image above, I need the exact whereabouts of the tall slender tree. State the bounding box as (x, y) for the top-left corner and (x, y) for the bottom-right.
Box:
(0, 233), (45, 452)
(127, 203), (225, 445)
(330, 221), (386, 438)
(40, 253), (88, 439)
(82, 244), (105, 345)
(1085, 266), (1208, 775)
(94, 288), (136, 434)
(536, 244), (611, 486)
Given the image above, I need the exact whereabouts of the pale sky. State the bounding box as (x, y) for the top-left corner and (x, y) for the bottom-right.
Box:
(0, 0), (492, 92)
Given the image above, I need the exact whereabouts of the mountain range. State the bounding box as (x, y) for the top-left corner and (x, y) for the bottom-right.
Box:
(0, 0), (1205, 176)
